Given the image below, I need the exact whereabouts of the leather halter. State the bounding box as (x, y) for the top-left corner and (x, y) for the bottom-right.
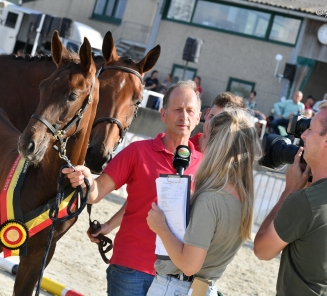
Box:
(92, 65), (143, 149)
(31, 75), (97, 165)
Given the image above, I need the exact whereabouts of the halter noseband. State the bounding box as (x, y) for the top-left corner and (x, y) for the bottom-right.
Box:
(31, 75), (97, 166)
(92, 64), (143, 149)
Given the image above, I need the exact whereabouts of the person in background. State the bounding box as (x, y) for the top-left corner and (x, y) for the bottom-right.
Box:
(271, 91), (304, 135)
(16, 49), (25, 57)
(147, 108), (262, 296)
(158, 74), (173, 94)
(145, 70), (159, 91)
(189, 92), (245, 152)
(304, 95), (315, 111)
(244, 90), (257, 110)
(194, 76), (202, 96)
(312, 93), (327, 114)
(62, 80), (202, 296)
(244, 90), (267, 121)
(254, 102), (327, 296)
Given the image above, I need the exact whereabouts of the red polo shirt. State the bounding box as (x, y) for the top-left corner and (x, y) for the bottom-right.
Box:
(103, 133), (203, 275)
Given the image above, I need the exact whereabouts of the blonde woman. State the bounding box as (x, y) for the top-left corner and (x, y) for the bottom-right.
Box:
(147, 108), (262, 296)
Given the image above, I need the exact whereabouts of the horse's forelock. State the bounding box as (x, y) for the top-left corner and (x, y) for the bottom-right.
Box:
(123, 55), (133, 64)
(69, 51), (80, 64)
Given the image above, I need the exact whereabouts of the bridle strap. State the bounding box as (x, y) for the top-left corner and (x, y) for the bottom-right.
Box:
(92, 64), (143, 148)
(99, 65), (143, 84)
(31, 75), (96, 159)
(92, 117), (125, 140)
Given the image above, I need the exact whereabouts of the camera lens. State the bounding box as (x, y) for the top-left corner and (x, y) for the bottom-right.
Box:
(259, 133), (303, 170)
(287, 115), (311, 137)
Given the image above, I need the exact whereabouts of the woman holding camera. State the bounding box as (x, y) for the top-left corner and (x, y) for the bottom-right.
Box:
(147, 108), (262, 296)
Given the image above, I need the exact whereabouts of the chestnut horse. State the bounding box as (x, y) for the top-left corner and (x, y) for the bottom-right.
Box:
(0, 31), (99, 295)
(0, 31), (161, 173)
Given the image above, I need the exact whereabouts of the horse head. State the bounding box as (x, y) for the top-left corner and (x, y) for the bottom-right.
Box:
(18, 31), (99, 166)
(85, 31), (161, 173)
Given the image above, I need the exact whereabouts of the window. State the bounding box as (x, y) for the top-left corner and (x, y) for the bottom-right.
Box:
(5, 12), (18, 29)
(192, 1), (270, 37)
(164, 0), (302, 46)
(167, 0), (196, 22)
(226, 78), (255, 99)
(269, 15), (301, 44)
(92, 0), (127, 24)
(171, 64), (197, 82)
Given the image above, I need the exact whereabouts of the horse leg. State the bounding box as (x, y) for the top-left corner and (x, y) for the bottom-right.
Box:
(13, 240), (57, 296)
(13, 218), (77, 295)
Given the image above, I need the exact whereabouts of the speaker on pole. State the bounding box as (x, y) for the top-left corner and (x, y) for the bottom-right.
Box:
(182, 37), (204, 63)
(283, 63), (296, 82)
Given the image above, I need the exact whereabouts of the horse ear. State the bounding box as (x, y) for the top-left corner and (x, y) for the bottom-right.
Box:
(79, 37), (94, 74)
(136, 45), (161, 74)
(51, 30), (70, 68)
(102, 31), (118, 62)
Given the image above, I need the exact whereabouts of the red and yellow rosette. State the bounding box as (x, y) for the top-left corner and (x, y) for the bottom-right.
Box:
(0, 219), (28, 250)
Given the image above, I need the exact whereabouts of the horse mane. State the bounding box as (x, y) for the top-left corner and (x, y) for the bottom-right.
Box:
(10, 52), (105, 64)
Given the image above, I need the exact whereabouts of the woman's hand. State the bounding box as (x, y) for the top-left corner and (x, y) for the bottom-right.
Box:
(62, 165), (92, 188)
(147, 203), (167, 234)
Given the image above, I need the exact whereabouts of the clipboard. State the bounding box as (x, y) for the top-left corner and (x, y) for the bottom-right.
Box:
(155, 174), (191, 260)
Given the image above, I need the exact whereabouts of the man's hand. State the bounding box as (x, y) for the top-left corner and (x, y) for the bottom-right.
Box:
(86, 221), (112, 244)
(62, 165), (92, 188)
(285, 147), (311, 194)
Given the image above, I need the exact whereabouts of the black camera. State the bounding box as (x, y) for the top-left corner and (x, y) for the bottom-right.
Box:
(259, 115), (310, 170)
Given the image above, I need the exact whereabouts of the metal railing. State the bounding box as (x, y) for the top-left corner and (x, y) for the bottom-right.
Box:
(253, 170), (286, 226)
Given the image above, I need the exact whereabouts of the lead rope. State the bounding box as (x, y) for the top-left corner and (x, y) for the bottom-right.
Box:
(34, 164), (90, 296)
(87, 204), (113, 264)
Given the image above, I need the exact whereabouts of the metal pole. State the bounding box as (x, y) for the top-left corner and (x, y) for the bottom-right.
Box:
(182, 60), (189, 80)
(31, 13), (45, 56)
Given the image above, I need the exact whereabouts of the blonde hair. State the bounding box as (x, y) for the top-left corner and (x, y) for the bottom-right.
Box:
(193, 108), (262, 241)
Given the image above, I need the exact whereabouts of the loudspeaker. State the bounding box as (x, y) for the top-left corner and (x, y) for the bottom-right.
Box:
(283, 63), (296, 82)
(182, 37), (203, 63)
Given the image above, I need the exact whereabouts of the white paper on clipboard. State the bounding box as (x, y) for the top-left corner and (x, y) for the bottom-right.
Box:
(155, 174), (191, 259)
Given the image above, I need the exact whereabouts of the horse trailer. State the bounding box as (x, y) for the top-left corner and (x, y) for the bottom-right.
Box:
(0, 0), (103, 56)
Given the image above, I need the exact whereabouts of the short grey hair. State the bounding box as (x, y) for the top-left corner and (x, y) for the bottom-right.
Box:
(162, 80), (201, 111)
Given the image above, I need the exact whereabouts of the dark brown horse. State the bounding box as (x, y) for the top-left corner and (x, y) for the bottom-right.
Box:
(0, 32), (161, 173)
(0, 31), (99, 296)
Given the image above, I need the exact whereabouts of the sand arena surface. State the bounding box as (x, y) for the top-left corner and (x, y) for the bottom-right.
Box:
(0, 189), (280, 296)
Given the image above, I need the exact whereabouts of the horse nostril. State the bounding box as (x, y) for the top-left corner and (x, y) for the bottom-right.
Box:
(26, 140), (36, 155)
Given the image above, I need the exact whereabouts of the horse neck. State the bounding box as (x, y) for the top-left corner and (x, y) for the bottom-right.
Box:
(19, 127), (92, 214)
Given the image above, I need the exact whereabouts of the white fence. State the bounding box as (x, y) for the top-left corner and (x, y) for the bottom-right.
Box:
(253, 170), (286, 227)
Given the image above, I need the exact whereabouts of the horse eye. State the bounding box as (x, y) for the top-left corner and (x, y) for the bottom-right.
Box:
(68, 93), (78, 101)
(135, 101), (141, 106)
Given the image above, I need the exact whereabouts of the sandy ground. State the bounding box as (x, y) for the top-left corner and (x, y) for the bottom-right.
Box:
(0, 186), (280, 296)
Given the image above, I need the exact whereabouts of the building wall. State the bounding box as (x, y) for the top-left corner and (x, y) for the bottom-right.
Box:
(22, 0), (300, 116)
(299, 19), (327, 63)
(122, 0), (157, 27)
(22, 0), (105, 32)
(153, 20), (294, 116)
(303, 61), (327, 101)
(22, 0), (157, 37)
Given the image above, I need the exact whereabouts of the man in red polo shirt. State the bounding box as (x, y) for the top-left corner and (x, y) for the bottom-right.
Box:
(63, 80), (202, 296)
(190, 92), (245, 152)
